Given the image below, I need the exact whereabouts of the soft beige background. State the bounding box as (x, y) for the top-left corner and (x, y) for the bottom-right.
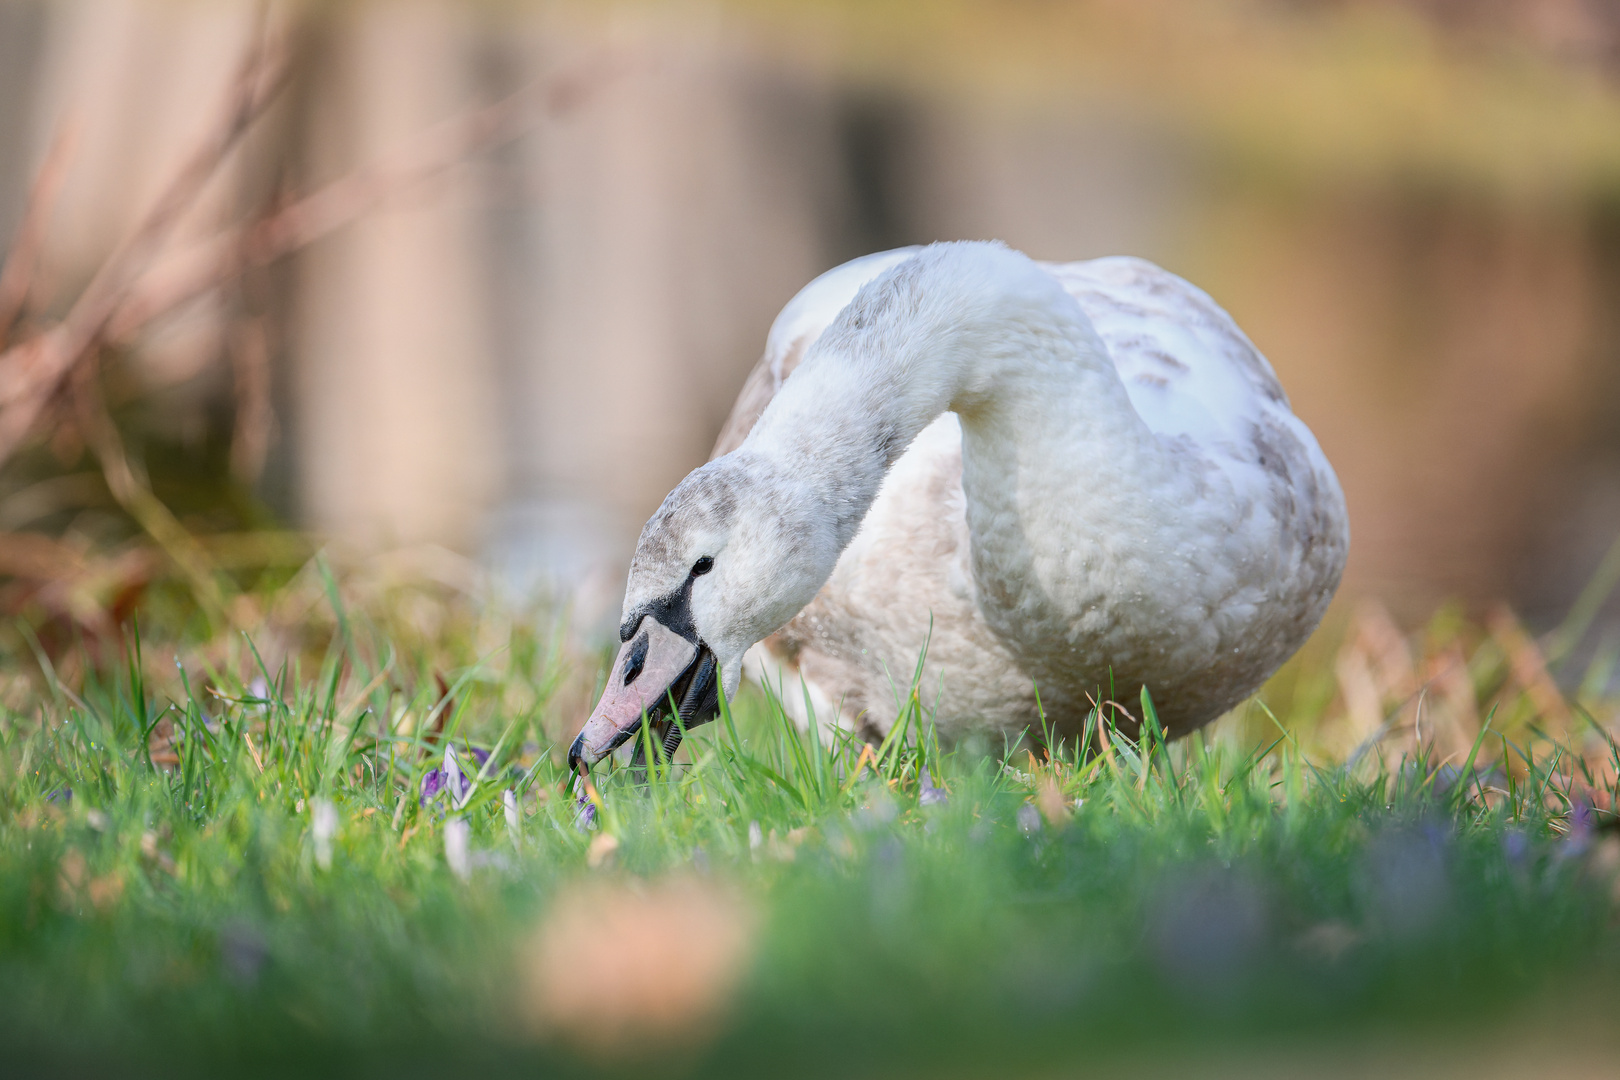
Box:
(2, 0), (1618, 636)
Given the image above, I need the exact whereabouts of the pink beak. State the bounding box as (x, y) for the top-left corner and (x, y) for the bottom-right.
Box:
(568, 619), (698, 773)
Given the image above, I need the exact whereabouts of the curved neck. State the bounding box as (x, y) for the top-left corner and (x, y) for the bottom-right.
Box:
(742, 242), (1152, 548)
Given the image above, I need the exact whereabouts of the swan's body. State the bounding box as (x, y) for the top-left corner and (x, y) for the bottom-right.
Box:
(568, 242), (1347, 769)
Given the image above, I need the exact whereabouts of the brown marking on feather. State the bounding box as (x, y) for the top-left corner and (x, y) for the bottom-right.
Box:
(1143, 348), (1189, 373)
(1230, 339), (1288, 405)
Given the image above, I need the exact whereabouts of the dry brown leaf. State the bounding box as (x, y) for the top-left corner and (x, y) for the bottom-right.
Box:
(87, 872), (123, 911)
(57, 849), (87, 894)
(1417, 641), (1480, 762)
(139, 831), (177, 875)
(1037, 774), (1072, 827)
(1359, 601), (1418, 701)
(1489, 605), (1572, 735)
(586, 832), (619, 869)
(1334, 638), (1385, 749)
(1332, 601), (1420, 752)
(518, 876), (757, 1056)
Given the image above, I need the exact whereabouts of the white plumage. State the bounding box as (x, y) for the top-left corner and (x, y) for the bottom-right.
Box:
(721, 244), (1347, 743)
(569, 242), (1347, 768)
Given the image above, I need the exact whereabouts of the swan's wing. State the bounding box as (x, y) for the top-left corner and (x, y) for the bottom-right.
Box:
(711, 247), (922, 459)
(1044, 255), (1347, 606)
(1040, 255), (1295, 454)
(1036, 259), (1315, 463)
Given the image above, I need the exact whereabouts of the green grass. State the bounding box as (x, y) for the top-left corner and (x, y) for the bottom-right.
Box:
(1, 578), (1618, 1079)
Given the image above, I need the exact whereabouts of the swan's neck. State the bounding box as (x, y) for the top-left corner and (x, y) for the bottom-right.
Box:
(744, 243), (1159, 552)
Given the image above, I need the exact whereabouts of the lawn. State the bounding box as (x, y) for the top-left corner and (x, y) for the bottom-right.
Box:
(1, 561), (1617, 1079)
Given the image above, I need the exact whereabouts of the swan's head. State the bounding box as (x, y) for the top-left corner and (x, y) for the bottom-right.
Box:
(568, 452), (836, 773)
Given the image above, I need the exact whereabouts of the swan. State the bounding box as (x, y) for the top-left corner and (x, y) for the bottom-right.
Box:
(568, 241), (1348, 772)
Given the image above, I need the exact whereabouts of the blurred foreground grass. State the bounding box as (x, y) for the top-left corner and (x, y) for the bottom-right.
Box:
(1, 558), (1619, 1079)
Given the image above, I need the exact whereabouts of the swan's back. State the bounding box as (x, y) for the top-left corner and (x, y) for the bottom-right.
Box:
(722, 251), (1320, 473)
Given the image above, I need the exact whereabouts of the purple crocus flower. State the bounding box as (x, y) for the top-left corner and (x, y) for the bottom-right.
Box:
(573, 788), (598, 832)
(444, 747), (465, 808)
(1501, 829), (1530, 866)
(1570, 799), (1596, 839)
(421, 745), (489, 810)
(419, 769), (448, 807)
(1558, 799), (1597, 860)
(918, 767), (948, 807)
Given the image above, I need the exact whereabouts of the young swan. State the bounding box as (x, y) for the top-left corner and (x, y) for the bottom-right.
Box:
(568, 241), (1348, 773)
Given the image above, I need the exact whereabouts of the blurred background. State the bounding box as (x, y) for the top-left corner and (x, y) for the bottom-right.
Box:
(2, 0), (1619, 651)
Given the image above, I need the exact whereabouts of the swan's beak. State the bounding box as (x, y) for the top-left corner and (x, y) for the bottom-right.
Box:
(567, 618), (719, 775)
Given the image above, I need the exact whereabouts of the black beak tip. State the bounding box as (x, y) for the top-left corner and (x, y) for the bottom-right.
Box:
(567, 733), (586, 776)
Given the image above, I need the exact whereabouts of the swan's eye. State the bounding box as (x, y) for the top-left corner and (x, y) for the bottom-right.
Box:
(691, 556), (714, 577)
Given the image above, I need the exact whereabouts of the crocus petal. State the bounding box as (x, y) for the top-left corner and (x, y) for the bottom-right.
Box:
(573, 793), (597, 832)
(311, 798), (338, 870)
(420, 769), (446, 807)
(1571, 800), (1595, 840)
(503, 788), (521, 847)
(444, 818), (472, 881)
(444, 747), (470, 810)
